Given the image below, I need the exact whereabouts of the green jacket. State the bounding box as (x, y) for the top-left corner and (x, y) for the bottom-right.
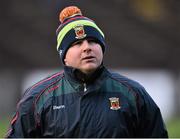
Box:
(7, 66), (168, 138)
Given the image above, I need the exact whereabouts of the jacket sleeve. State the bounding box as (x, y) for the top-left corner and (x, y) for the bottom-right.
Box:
(6, 90), (39, 138)
(135, 87), (168, 138)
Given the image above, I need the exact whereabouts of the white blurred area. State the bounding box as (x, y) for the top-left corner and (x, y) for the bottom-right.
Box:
(115, 69), (176, 120)
(20, 68), (176, 121)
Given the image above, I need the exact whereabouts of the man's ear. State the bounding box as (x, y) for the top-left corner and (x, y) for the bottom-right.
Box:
(64, 58), (69, 66)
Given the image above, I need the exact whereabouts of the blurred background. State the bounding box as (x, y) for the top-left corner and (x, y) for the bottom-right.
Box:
(0, 0), (180, 137)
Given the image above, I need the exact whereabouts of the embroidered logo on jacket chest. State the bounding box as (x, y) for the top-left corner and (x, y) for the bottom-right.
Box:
(109, 97), (121, 110)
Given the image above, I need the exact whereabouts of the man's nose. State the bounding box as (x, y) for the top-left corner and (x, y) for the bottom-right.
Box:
(82, 40), (91, 52)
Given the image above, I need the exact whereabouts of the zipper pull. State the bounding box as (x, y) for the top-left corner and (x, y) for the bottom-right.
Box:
(83, 83), (87, 92)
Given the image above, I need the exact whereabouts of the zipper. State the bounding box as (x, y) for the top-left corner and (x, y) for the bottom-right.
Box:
(83, 83), (87, 92)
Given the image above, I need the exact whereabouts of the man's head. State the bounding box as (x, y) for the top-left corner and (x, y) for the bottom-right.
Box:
(64, 38), (103, 74)
(56, 6), (106, 73)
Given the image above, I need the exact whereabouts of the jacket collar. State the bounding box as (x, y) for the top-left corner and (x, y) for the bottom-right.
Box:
(64, 65), (105, 84)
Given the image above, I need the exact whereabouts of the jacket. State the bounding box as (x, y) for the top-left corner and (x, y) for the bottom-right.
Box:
(6, 66), (168, 138)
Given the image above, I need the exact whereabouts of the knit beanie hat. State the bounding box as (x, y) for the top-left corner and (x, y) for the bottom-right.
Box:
(56, 6), (106, 64)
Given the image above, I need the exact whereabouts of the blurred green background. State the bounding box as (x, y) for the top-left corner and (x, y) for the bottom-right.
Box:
(0, 117), (10, 137)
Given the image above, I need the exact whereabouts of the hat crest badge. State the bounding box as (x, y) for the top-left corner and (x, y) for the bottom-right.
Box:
(74, 24), (87, 39)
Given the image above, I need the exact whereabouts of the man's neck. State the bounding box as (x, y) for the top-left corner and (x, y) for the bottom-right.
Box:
(64, 65), (104, 84)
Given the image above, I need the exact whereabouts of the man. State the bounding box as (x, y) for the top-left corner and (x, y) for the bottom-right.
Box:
(6, 6), (168, 138)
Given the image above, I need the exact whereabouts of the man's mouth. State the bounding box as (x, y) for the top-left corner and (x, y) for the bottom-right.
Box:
(82, 56), (95, 60)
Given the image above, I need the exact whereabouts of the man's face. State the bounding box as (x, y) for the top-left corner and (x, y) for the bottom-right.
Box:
(64, 38), (103, 74)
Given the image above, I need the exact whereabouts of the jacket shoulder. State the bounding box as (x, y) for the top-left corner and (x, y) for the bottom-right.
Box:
(108, 70), (157, 108)
(6, 71), (65, 137)
(108, 70), (145, 91)
(24, 71), (64, 96)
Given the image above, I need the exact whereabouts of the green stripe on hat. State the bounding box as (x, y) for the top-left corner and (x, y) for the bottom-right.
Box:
(56, 20), (104, 50)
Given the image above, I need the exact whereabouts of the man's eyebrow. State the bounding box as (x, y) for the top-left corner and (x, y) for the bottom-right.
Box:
(71, 40), (83, 46)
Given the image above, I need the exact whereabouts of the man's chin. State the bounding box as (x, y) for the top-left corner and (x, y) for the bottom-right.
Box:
(80, 64), (98, 74)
